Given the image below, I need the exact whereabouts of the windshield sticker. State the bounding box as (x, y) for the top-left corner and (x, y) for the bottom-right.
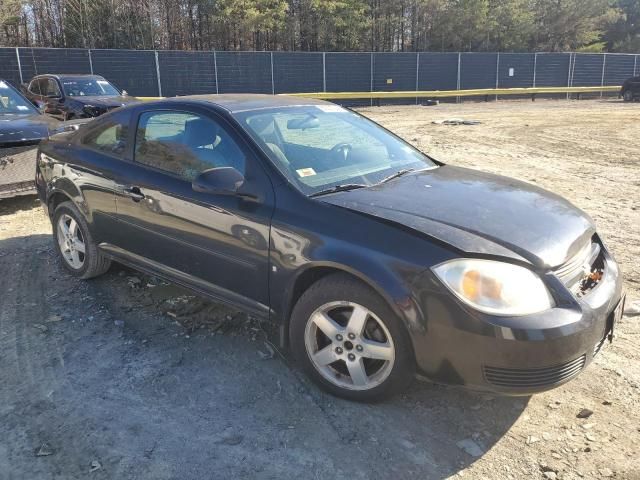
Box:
(315, 105), (343, 113)
(296, 168), (316, 177)
(16, 105), (30, 111)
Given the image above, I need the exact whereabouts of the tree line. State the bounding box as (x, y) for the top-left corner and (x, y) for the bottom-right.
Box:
(1, 0), (639, 53)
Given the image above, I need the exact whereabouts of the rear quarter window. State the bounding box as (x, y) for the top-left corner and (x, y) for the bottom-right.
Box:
(81, 111), (131, 157)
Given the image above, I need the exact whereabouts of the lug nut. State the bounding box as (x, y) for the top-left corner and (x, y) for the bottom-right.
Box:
(335, 347), (343, 354)
(348, 332), (356, 340)
(356, 345), (363, 352)
(336, 334), (343, 341)
(348, 353), (356, 361)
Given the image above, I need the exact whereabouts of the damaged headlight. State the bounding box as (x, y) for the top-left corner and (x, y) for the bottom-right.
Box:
(82, 105), (104, 117)
(433, 259), (554, 316)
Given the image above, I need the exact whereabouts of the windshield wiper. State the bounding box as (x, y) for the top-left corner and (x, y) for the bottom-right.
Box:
(309, 183), (368, 198)
(377, 168), (415, 185)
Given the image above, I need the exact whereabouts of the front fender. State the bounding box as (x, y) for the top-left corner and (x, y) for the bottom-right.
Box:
(271, 238), (426, 340)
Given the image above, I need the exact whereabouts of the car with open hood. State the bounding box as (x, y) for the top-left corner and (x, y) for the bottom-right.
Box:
(22, 74), (140, 121)
(35, 94), (624, 401)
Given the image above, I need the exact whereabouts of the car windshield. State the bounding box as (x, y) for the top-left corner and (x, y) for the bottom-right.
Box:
(61, 78), (120, 97)
(0, 80), (38, 114)
(236, 105), (437, 195)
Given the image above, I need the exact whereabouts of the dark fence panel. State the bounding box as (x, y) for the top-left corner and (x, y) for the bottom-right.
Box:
(373, 52), (418, 105)
(372, 52), (417, 91)
(18, 48), (91, 83)
(572, 54), (604, 87)
(325, 53), (371, 92)
(0, 48), (22, 87)
(534, 53), (571, 87)
(603, 54), (636, 86)
(274, 52), (323, 94)
(158, 50), (217, 96)
(498, 53), (534, 88)
(460, 53), (498, 90)
(418, 53), (458, 91)
(216, 52), (272, 94)
(91, 50), (158, 96)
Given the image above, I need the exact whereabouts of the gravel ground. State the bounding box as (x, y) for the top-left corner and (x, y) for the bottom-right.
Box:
(0, 99), (638, 480)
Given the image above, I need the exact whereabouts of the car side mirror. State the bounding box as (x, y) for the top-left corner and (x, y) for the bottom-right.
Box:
(192, 167), (245, 195)
(121, 90), (129, 97)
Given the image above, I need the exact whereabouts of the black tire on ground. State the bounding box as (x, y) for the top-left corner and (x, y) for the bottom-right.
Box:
(52, 201), (111, 279)
(623, 90), (634, 102)
(289, 273), (415, 401)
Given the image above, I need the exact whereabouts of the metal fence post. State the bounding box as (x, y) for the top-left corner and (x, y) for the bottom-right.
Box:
(415, 52), (420, 105)
(322, 52), (326, 92)
(154, 51), (162, 97)
(88, 49), (94, 74)
(566, 53), (573, 100)
(495, 52), (500, 101)
(456, 52), (461, 103)
(635, 55), (638, 76)
(213, 50), (219, 94)
(370, 52), (374, 106)
(270, 52), (275, 95)
(600, 53), (607, 98)
(15, 47), (23, 84)
(532, 52), (537, 88)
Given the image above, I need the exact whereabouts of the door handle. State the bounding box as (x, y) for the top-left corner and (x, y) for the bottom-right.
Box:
(124, 186), (145, 202)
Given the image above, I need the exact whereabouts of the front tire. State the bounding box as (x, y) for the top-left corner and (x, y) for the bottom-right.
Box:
(290, 273), (415, 401)
(52, 201), (111, 279)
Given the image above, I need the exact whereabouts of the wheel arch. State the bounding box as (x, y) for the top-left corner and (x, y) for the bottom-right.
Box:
(46, 180), (87, 222)
(278, 260), (421, 349)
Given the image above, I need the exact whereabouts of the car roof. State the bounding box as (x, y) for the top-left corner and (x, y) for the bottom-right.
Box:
(34, 74), (105, 80)
(162, 94), (331, 113)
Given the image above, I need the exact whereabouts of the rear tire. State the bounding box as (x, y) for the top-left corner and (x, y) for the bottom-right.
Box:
(52, 201), (111, 279)
(623, 90), (634, 102)
(290, 273), (415, 401)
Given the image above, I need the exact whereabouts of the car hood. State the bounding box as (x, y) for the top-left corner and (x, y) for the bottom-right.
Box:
(0, 113), (59, 145)
(71, 96), (140, 108)
(322, 165), (595, 268)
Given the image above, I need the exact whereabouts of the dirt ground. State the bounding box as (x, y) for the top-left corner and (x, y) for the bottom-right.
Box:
(1, 99), (638, 480)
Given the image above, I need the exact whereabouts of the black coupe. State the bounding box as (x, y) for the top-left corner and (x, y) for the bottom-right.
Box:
(35, 95), (624, 401)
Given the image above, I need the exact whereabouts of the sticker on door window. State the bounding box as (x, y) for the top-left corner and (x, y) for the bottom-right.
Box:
(296, 168), (317, 177)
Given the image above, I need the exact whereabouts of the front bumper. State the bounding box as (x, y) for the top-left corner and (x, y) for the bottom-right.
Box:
(0, 144), (38, 199)
(410, 250), (624, 395)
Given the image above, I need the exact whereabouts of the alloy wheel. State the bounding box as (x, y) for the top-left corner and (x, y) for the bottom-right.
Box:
(304, 301), (395, 391)
(57, 213), (86, 269)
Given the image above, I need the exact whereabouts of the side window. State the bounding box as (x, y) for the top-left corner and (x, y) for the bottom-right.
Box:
(29, 79), (41, 95)
(37, 78), (49, 95)
(134, 110), (245, 181)
(82, 113), (129, 156)
(44, 79), (60, 97)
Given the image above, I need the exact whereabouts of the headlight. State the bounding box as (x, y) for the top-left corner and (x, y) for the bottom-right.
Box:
(433, 259), (554, 316)
(82, 105), (103, 116)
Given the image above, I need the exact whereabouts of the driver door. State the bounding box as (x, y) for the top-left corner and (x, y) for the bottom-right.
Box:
(111, 105), (275, 315)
